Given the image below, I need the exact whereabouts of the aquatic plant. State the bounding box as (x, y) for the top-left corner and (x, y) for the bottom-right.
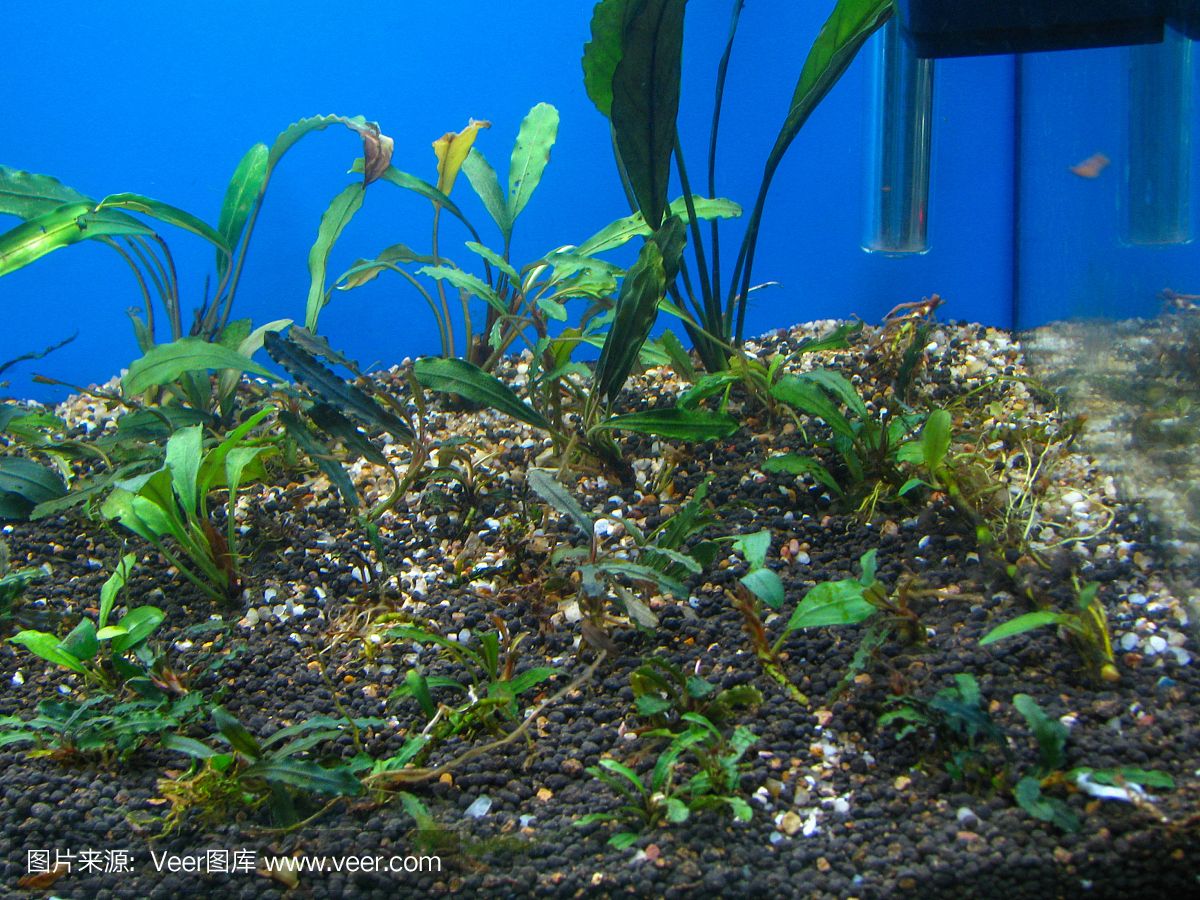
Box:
(582, 0), (893, 371)
(100, 408), (276, 603)
(0, 538), (47, 626)
(0, 116), (391, 350)
(8, 553), (165, 692)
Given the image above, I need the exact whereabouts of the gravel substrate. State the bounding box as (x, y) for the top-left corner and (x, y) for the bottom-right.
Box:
(1, 319), (1197, 898)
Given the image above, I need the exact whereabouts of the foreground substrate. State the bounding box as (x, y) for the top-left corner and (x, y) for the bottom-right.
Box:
(1, 319), (1198, 898)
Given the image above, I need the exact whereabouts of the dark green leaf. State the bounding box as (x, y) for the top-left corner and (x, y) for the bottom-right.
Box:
(595, 407), (738, 441)
(526, 468), (594, 536)
(413, 357), (551, 432)
(123, 337), (275, 395)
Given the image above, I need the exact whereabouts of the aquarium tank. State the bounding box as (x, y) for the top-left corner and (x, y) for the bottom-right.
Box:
(0, 1), (1197, 896)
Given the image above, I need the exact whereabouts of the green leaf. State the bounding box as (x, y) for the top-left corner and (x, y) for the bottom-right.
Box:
(465, 241), (520, 284)
(109, 606), (164, 654)
(305, 182), (366, 331)
(507, 666), (557, 696)
(165, 424), (203, 516)
(589, 560), (687, 599)
(60, 618), (98, 662)
(98, 552), (137, 632)
(413, 357), (552, 432)
(217, 143), (269, 281)
(664, 797), (690, 823)
(594, 216), (684, 404)
(416, 265), (506, 316)
(732, 530), (772, 570)
(1014, 775), (1079, 832)
(787, 581), (876, 630)
(95, 193), (230, 255)
(278, 410), (359, 510)
(526, 468), (594, 536)
(462, 149), (511, 239)
(574, 196), (741, 257)
(922, 409), (952, 472)
(610, 0), (684, 229)
(246, 758), (362, 797)
(10, 630), (87, 674)
(0, 165), (93, 218)
(858, 549), (878, 586)
(265, 331), (413, 442)
(212, 706), (263, 758)
(161, 734), (221, 759)
(582, 0), (635, 118)
(595, 407), (738, 441)
(802, 369), (868, 420)
(0, 457), (68, 513)
(658, 328), (695, 382)
(1013, 693), (1068, 772)
(771, 374), (855, 442)
(741, 567), (785, 609)
(123, 337), (275, 396)
(761, 453), (843, 495)
(0, 202), (151, 277)
(760, 0), (893, 224)
(979, 611), (1064, 646)
(507, 102), (559, 225)
(357, 163), (477, 233)
(794, 320), (863, 354)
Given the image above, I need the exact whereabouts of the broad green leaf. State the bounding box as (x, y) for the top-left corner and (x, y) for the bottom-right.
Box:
(165, 424), (203, 515)
(109, 606), (164, 654)
(676, 371), (740, 409)
(122, 337), (275, 396)
(161, 734), (220, 759)
(741, 567), (785, 609)
(413, 357), (551, 431)
(761, 453), (843, 495)
(537, 298), (568, 321)
(595, 407), (738, 441)
(787, 580), (876, 630)
(771, 374), (855, 442)
(610, 0), (685, 229)
(217, 143), (269, 281)
(922, 409), (952, 472)
(462, 149), (511, 238)
(526, 468), (594, 535)
(582, 0), (636, 117)
(1015, 775), (1079, 832)
(802, 369), (869, 420)
(590, 560), (687, 598)
(0, 165), (92, 218)
(979, 611), (1064, 646)
(574, 196), (741, 257)
(59, 618), (99, 663)
(732, 529), (772, 570)
(305, 183), (366, 331)
(416, 264), (507, 315)
(0, 202), (151, 277)
(0, 457), (68, 509)
(9, 630), (87, 674)
(507, 102), (559, 224)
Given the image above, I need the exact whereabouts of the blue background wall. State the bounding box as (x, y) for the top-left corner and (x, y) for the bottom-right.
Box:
(1, 1), (1194, 403)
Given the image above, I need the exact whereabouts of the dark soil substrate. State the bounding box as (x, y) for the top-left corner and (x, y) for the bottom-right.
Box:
(1, 321), (1198, 899)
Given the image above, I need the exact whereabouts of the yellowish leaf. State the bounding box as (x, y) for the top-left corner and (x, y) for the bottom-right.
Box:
(432, 119), (491, 196)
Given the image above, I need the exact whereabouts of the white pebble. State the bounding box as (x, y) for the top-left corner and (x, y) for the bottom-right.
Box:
(1120, 632), (1139, 652)
(465, 796), (492, 818)
(1147, 635), (1168, 655)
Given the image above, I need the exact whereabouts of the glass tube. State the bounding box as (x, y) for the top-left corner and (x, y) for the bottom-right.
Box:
(863, 18), (935, 255)
(1124, 28), (1193, 245)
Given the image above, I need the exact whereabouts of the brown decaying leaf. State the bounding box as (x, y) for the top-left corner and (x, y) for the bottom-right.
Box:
(1069, 152), (1110, 179)
(19, 862), (70, 890)
(360, 125), (395, 186)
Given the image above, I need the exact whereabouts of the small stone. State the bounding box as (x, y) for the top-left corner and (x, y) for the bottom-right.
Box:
(894, 775), (912, 790)
(536, 788), (553, 801)
(465, 796), (492, 818)
(1147, 635), (1168, 655)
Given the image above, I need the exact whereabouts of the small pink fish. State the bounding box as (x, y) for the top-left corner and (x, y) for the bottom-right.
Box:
(1070, 153), (1110, 179)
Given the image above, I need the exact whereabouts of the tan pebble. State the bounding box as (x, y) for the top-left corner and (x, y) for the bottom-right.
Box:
(536, 787), (553, 801)
(1053, 847), (1071, 864)
(894, 775), (912, 790)
(780, 811), (804, 836)
(957, 830), (982, 843)
(439, 773), (453, 786)
(814, 709), (834, 727)
(853, 673), (871, 685)
(817, 857), (832, 873)
(809, 744), (825, 758)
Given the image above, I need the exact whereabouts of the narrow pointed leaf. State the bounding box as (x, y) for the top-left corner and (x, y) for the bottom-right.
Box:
(461, 149), (511, 239)
(217, 143), (269, 280)
(526, 468), (594, 535)
(413, 357), (551, 431)
(416, 264), (506, 316)
(595, 408), (738, 441)
(574, 196), (740, 257)
(96, 193), (230, 254)
(305, 183), (366, 331)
